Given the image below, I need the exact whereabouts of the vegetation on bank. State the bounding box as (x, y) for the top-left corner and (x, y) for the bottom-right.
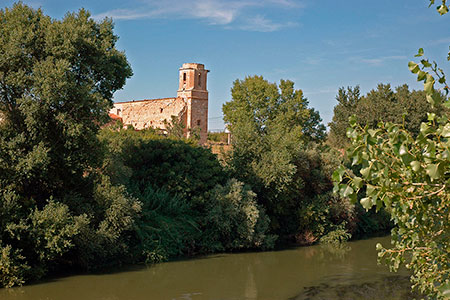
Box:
(0, 1), (448, 299)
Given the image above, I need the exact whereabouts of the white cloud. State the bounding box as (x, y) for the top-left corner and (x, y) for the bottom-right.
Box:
(428, 37), (450, 46)
(93, 0), (303, 31)
(239, 15), (298, 32)
(357, 55), (406, 66)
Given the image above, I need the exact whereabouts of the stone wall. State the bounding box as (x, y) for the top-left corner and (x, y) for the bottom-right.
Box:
(111, 97), (186, 131)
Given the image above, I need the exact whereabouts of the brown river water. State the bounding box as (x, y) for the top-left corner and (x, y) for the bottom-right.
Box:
(0, 236), (420, 300)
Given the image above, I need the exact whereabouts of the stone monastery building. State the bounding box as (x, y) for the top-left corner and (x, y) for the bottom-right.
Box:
(110, 63), (209, 144)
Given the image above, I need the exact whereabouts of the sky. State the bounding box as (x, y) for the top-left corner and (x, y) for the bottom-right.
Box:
(1, 0), (450, 130)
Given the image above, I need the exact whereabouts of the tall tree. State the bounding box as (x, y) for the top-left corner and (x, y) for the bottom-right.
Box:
(0, 3), (132, 203)
(328, 86), (361, 147)
(223, 76), (334, 236)
(0, 3), (135, 287)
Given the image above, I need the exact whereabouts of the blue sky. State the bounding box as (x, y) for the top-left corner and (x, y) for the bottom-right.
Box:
(2, 0), (449, 130)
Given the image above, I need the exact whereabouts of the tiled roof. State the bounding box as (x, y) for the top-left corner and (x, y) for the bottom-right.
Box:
(109, 113), (123, 121)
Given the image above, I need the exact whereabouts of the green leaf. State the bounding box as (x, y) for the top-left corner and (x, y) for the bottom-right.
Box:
(346, 128), (357, 139)
(399, 144), (408, 156)
(342, 185), (354, 198)
(332, 183), (340, 194)
(420, 122), (430, 133)
(424, 74), (435, 93)
(410, 161), (421, 172)
(408, 61), (420, 74)
(360, 197), (372, 210)
(441, 123), (450, 137)
(427, 112), (436, 121)
(426, 164), (441, 180)
(426, 94), (435, 105)
(417, 70), (427, 81)
(415, 48), (424, 57)
(353, 176), (363, 189)
(348, 192), (357, 203)
(349, 115), (357, 127)
(421, 59), (432, 68)
(332, 170), (342, 182)
(360, 166), (371, 179)
(437, 4), (449, 14)
(366, 184), (377, 197)
(368, 129), (379, 137)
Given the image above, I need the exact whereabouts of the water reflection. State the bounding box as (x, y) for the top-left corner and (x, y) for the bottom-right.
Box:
(0, 236), (417, 300)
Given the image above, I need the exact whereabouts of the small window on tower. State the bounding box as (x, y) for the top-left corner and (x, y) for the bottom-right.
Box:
(160, 108), (163, 113)
(197, 120), (201, 126)
(198, 73), (201, 87)
(183, 73), (186, 82)
(117, 108), (121, 115)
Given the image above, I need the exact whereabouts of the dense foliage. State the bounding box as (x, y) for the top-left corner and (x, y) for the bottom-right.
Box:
(99, 127), (276, 262)
(222, 76), (374, 242)
(0, 3), (138, 287)
(333, 1), (450, 298)
(328, 84), (446, 148)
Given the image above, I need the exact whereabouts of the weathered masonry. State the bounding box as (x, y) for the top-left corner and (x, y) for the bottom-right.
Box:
(110, 63), (209, 144)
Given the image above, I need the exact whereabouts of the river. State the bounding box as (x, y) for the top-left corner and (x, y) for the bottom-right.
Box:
(0, 236), (420, 300)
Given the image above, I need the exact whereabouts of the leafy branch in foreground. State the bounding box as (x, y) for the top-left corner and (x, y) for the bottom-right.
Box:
(333, 115), (450, 298)
(333, 3), (450, 298)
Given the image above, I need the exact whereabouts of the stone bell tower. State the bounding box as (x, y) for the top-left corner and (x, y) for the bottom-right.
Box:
(177, 63), (209, 144)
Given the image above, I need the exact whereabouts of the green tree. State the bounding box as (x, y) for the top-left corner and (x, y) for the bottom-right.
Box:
(333, 1), (450, 298)
(0, 3), (135, 286)
(0, 3), (132, 202)
(328, 86), (361, 147)
(328, 84), (446, 148)
(223, 76), (354, 239)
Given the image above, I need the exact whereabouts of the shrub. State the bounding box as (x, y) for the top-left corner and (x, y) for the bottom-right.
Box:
(131, 187), (198, 262)
(0, 245), (29, 288)
(70, 176), (141, 270)
(319, 222), (352, 246)
(201, 179), (277, 252)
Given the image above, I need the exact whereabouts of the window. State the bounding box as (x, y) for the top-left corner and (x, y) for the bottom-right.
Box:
(116, 108), (121, 115)
(198, 73), (201, 87)
(160, 108), (163, 113)
(197, 120), (201, 126)
(183, 73), (186, 82)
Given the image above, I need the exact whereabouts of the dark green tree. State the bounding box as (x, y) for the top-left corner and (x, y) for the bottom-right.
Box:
(328, 86), (361, 147)
(0, 3), (132, 203)
(0, 3), (135, 286)
(328, 84), (446, 148)
(223, 76), (350, 238)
